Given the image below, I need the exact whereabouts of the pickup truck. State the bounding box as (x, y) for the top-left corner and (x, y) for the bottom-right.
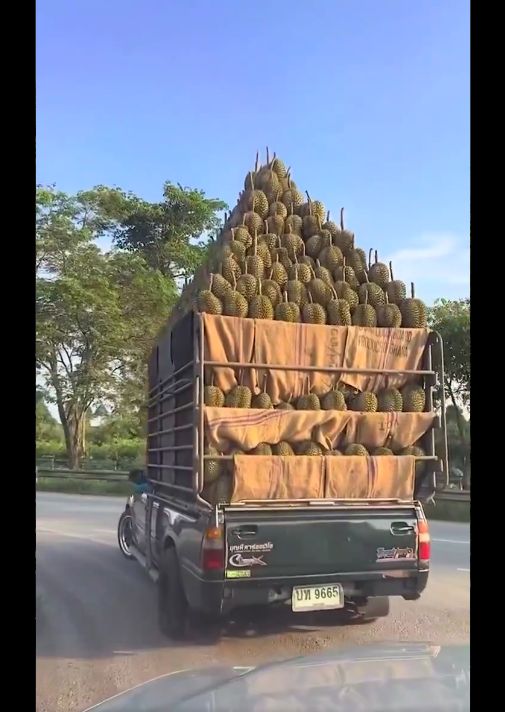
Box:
(117, 312), (446, 639)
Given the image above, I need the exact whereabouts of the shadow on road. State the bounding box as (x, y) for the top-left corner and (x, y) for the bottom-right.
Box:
(36, 536), (371, 660)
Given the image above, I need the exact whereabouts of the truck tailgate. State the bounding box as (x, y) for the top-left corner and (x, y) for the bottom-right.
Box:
(224, 505), (419, 579)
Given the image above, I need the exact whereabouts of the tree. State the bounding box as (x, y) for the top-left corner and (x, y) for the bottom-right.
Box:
(429, 298), (470, 485)
(37, 239), (175, 468)
(113, 182), (227, 279)
(36, 387), (63, 442)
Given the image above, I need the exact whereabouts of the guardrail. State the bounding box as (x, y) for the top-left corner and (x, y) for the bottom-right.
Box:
(37, 468), (470, 500)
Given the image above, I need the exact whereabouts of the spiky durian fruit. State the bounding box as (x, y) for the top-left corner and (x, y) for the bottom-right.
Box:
(399, 283), (428, 328)
(209, 271), (233, 300)
(288, 260), (312, 285)
(322, 210), (340, 238)
(319, 236), (344, 272)
(296, 392), (321, 410)
(262, 275), (283, 306)
(196, 275), (223, 314)
(377, 387), (403, 412)
(260, 224), (280, 250)
(304, 232), (327, 258)
(245, 233), (265, 279)
(302, 296), (327, 324)
(344, 444), (369, 456)
(272, 441), (295, 456)
(385, 262), (407, 305)
(264, 214), (284, 236)
(221, 255), (242, 284)
(225, 384), (252, 408)
(401, 384), (426, 412)
(358, 271), (386, 308)
(345, 247), (368, 284)
(254, 164), (280, 196)
(334, 208), (355, 252)
(242, 210), (264, 235)
(372, 447), (394, 456)
(296, 440), (324, 456)
(281, 229), (304, 260)
(376, 293), (402, 328)
(276, 400), (295, 410)
(368, 250), (390, 290)
(204, 446), (222, 484)
(270, 254), (289, 286)
(321, 388), (347, 411)
(352, 290), (377, 326)
(326, 291), (352, 326)
(333, 256), (359, 289)
(231, 225), (253, 248)
(275, 291), (301, 322)
(248, 442), (273, 456)
(269, 194), (288, 219)
(248, 281), (274, 320)
(307, 271), (332, 307)
(313, 259), (334, 286)
(269, 151), (288, 179)
(229, 237), (247, 262)
(215, 473), (233, 503)
(281, 177), (304, 210)
(284, 204), (303, 235)
(252, 377), (274, 409)
(350, 392), (378, 412)
(236, 263), (258, 301)
(223, 275), (249, 317)
(204, 380), (225, 407)
(285, 277), (307, 307)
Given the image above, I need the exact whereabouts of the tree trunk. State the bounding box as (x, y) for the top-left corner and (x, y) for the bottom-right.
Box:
(447, 384), (467, 447)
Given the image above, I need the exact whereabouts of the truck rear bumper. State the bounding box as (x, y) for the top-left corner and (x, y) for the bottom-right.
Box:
(183, 568), (429, 617)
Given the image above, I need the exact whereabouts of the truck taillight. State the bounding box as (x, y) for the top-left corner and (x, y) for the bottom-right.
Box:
(418, 518), (431, 562)
(202, 526), (224, 571)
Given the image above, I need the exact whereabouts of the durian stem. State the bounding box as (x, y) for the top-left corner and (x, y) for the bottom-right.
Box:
(326, 210), (330, 222)
(411, 282), (415, 298)
(305, 191), (313, 216)
(266, 146), (270, 164)
(340, 207), (345, 230)
(389, 261), (395, 280)
(368, 248), (373, 269)
(254, 151), (259, 172)
(209, 274), (215, 291)
(374, 249), (379, 265)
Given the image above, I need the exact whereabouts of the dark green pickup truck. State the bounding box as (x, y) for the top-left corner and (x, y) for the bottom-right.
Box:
(117, 312), (447, 639)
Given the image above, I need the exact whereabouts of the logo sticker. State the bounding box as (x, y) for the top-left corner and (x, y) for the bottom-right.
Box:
(229, 553), (267, 567)
(376, 546), (415, 561)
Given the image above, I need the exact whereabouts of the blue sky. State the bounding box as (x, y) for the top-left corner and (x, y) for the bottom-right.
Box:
(37, 0), (469, 304)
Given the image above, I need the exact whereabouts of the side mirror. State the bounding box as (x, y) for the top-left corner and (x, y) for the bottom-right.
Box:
(128, 469), (146, 485)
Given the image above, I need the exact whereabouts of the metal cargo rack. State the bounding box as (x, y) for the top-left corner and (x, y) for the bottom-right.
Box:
(146, 313), (448, 507)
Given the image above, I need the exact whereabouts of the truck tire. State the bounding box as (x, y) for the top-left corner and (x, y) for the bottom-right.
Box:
(117, 511), (134, 560)
(158, 547), (188, 640)
(355, 596), (390, 622)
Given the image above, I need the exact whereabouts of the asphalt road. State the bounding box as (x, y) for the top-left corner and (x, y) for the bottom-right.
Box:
(36, 493), (469, 712)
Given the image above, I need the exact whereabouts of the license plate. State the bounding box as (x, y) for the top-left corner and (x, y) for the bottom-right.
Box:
(291, 584), (344, 612)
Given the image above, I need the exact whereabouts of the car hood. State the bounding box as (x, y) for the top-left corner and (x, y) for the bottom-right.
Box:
(85, 642), (469, 712)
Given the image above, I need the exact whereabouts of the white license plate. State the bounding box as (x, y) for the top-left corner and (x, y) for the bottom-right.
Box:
(292, 584), (344, 612)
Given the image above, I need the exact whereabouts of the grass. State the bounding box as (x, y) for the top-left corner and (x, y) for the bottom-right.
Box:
(37, 476), (131, 497)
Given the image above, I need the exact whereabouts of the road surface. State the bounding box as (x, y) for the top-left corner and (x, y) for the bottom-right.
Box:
(36, 493), (469, 712)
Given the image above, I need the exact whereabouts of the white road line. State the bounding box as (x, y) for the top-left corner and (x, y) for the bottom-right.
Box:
(432, 538), (470, 545)
(457, 568), (470, 573)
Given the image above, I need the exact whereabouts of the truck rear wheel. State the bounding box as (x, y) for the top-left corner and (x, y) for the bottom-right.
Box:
(158, 547), (188, 640)
(355, 596), (390, 622)
(117, 511), (134, 560)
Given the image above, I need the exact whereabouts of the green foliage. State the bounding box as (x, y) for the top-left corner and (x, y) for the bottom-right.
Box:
(429, 298), (470, 407)
(113, 182), (227, 278)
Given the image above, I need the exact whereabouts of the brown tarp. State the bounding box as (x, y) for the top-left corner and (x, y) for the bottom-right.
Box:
(340, 326), (429, 393)
(202, 313), (255, 393)
(230, 454), (415, 501)
(201, 316), (429, 400)
(232, 455), (325, 501)
(205, 407), (435, 452)
(253, 320), (348, 400)
(324, 455), (415, 499)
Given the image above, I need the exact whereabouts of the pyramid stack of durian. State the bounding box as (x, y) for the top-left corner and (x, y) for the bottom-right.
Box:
(181, 148), (427, 330)
(181, 150), (431, 501)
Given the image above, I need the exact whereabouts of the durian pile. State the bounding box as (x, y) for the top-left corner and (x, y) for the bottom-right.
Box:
(205, 380), (426, 413)
(185, 149), (427, 329)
